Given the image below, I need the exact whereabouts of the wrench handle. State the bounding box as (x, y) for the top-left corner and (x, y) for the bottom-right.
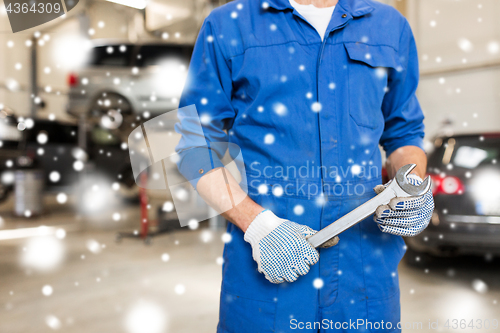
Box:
(307, 189), (397, 248)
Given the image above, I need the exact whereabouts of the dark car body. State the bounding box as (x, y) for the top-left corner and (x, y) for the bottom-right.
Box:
(0, 110), (25, 201)
(0, 115), (136, 202)
(406, 133), (500, 256)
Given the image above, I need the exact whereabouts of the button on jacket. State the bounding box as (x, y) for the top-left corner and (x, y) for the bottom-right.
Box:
(175, 0), (425, 331)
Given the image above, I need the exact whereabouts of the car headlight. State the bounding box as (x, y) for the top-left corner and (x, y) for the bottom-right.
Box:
(470, 171), (500, 202)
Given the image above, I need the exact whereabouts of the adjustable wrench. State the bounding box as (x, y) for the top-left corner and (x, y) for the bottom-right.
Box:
(307, 164), (431, 248)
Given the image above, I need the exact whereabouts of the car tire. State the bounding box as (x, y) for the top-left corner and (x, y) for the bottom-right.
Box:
(90, 92), (134, 136)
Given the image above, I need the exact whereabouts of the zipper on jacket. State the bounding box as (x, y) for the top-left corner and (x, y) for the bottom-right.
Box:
(315, 36), (329, 200)
(315, 19), (350, 200)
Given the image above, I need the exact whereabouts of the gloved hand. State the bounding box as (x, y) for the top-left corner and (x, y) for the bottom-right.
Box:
(244, 210), (338, 284)
(373, 174), (434, 237)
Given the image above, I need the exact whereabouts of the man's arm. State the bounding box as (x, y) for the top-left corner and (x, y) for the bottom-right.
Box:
(195, 166), (324, 284)
(196, 167), (263, 232)
(374, 18), (433, 237)
(379, 19), (425, 168)
(386, 145), (427, 179)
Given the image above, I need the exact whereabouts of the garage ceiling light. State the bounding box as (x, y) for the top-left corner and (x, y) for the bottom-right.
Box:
(106, 0), (147, 10)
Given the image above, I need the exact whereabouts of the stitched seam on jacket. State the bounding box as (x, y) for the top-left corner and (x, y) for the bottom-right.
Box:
(343, 41), (398, 52)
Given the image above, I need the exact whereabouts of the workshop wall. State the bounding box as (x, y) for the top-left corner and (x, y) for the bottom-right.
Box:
(0, 1), (32, 117)
(415, 0), (500, 142)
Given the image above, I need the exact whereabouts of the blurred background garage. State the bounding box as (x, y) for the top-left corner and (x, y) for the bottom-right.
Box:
(0, 0), (499, 332)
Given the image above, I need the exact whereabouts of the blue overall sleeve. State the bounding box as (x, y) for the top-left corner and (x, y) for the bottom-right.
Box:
(379, 19), (425, 157)
(174, 17), (235, 189)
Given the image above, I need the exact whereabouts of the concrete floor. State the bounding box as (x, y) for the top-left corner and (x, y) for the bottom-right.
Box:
(399, 256), (500, 332)
(0, 196), (499, 333)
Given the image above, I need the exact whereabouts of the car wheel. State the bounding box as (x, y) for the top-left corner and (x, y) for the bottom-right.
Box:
(90, 92), (134, 134)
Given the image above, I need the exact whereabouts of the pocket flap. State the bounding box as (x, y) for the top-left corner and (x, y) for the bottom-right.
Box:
(344, 42), (401, 70)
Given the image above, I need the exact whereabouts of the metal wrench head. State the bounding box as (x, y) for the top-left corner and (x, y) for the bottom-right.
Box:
(395, 164), (431, 196)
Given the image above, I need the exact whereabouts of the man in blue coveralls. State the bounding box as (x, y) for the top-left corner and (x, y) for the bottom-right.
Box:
(175, 0), (434, 331)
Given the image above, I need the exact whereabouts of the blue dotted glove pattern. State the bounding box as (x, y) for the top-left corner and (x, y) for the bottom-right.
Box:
(257, 221), (319, 284)
(374, 175), (434, 237)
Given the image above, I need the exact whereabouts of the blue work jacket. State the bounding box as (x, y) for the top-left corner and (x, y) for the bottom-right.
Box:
(176, 0), (425, 331)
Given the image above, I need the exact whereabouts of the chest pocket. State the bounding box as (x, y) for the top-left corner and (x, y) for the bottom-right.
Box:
(344, 42), (401, 129)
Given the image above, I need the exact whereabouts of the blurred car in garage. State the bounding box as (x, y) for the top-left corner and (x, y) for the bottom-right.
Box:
(406, 133), (500, 262)
(66, 41), (193, 130)
(0, 108), (25, 202)
(0, 108), (138, 204)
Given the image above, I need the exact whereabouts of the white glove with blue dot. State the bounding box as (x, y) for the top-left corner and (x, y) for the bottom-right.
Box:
(244, 210), (334, 284)
(373, 174), (434, 237)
